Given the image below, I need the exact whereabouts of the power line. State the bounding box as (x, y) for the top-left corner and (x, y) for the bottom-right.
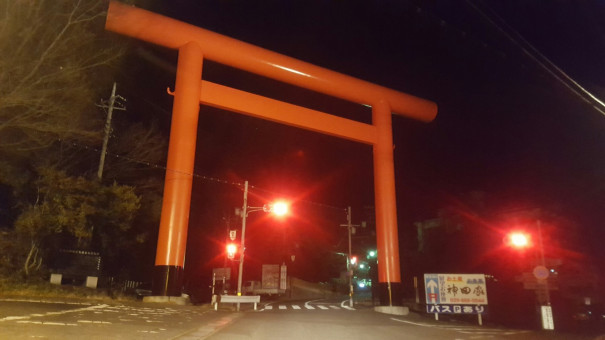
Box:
(466, 0), (605, 116)
(405, 0), (605, 116)
(64, 140), (347, 213)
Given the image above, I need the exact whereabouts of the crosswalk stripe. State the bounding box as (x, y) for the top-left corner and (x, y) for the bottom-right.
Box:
(342, 306), (355, 311)
(329, 306), (340, 310)
(265, 306), (273, 310)
(318, 306), (329, 310)
(292, 305), (301, 310)
(304, 305), (315, 310)
(279, 305), (287, 310)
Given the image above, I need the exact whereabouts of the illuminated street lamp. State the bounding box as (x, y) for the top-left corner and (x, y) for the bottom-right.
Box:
(506, 221), (553, 330)
(235, 180), (289, 310)
(507, 232), (531, 249)
(271, 201), (289, 216)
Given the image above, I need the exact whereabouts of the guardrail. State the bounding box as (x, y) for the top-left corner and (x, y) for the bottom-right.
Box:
(213, 294), (260, 311)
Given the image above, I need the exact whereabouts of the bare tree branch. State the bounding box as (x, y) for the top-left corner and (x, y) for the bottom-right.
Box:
(0, 0), (124, 152)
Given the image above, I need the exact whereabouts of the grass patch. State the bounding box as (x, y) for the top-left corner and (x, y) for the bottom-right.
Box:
(0, 278), (136, 302)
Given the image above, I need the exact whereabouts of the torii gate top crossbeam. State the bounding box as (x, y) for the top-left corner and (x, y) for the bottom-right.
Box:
(105, 1), (437, 123)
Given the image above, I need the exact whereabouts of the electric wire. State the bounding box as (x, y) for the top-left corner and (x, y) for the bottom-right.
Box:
(64, 139), (347, 213)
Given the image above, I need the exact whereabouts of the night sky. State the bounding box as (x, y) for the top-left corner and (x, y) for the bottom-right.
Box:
(110, 1), (604, 281)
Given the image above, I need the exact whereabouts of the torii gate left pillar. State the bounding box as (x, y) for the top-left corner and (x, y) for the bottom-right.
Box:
(105, 1), (437, 308)
(152, 42), (203, 295)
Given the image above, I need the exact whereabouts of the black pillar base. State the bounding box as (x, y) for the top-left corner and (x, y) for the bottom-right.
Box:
(152, 265), (184, 296)
(378, 282), (403, 306)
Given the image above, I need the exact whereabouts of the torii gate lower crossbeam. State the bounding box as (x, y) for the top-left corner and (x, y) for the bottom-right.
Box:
(105, 1), (437, 308)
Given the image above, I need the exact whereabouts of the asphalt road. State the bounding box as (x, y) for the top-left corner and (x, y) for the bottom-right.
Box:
(0, 298), (221, 339)
(0, 297), (600, 339)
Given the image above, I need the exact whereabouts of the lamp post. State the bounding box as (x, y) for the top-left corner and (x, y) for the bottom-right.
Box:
(235, 180), (288, 310)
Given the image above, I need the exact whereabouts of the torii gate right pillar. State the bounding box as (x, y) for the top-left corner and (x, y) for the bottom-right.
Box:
(373, 99), (402, 306)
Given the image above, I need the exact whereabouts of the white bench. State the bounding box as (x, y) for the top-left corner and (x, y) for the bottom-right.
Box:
(213, 294), (260, 311)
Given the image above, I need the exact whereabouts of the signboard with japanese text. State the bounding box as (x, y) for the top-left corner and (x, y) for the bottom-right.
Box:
(213, 267), (231, 280)
(426, 304), (488, 315)
(262, 264), (280, 289)
(424, 273), (488, 306)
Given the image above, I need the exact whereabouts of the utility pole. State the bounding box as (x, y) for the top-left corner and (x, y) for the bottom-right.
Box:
(237, 181), (249, 304)
(340, 206), (361, 308)
(97, 82), (126, 180)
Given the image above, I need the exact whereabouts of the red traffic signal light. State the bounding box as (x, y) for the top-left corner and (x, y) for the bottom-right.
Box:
(350, 256), (358, 266)
(226, 243), (238, 259)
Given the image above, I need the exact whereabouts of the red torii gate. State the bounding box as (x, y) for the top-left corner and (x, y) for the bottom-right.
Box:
(105, 1), (437, 308)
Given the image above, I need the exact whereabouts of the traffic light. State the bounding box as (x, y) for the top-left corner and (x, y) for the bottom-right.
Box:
(226, 243), (238, 259)
(349, 256), (358, 267)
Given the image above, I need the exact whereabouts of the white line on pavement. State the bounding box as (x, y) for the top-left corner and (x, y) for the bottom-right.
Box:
(0, 304), (109, 323)
(390, 318), (531, 336)
(305, 299), (323, 306)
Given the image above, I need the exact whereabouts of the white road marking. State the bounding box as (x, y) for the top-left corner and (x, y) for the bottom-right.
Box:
(340, 300), (356, 310)
(1, 316), (29, 321)
(264, 306), (273, 310)
(0, 304), (109, 323)
(17, 321), (77, 326)
(0, 298), (92, 306)
(390, 318), (531, 336)
(305, 299), (324, 307)
(292, 305), (301, 310)
(278, 305), (287, 310)
(77, 320), (111, 324)
(317, 306), (329, 310)
(43, 322), (72, 326)
(305, 305), (315, 310)
(329, 306), (340, 310)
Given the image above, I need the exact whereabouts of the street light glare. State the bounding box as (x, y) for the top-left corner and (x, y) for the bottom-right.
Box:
(272, 201), (289, 216)
(509, 232), (530, 248)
